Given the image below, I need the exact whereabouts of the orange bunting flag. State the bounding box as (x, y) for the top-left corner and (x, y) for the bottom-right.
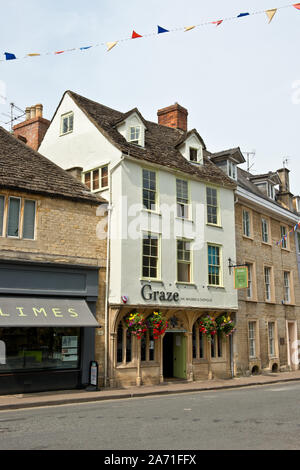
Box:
(27, 53), (41, 57)
(106, 41), (118, 52)
(55, 51), (65, 55)
(184, 26), (195, 32)
(212, 20), (223, 26)
(266, 9), (277, 23)
(132, 30), (142, 39)
(293, 3), (300, 10)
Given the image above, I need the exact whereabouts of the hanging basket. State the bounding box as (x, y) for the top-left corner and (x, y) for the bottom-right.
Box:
(125, 312), (148, 339)
(216, 315), (236, 337)
(198, 315), (217, 339)
(147, 311), (168, 339)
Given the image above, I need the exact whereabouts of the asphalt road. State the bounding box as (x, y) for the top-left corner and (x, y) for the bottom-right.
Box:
(0, 381), (300, 450)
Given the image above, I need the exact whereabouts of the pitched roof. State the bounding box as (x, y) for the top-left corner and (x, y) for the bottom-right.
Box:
(66, 91), (236, 190)
(0, 126), (104, 205)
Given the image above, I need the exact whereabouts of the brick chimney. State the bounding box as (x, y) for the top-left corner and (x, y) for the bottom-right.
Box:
(157, 103), (188, 132)
(276, 168), (294, 211)
(13, 104), (50, 151)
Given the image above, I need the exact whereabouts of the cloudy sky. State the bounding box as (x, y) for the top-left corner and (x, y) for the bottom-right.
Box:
(0, 0), (299, 193)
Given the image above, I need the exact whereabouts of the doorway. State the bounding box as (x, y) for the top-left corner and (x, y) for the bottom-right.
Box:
(163, 332), (186, 380)
(287, 321), (298, 371)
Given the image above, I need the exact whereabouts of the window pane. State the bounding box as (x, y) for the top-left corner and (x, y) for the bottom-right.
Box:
(7, 198), (20, 237)
(23, 200), (36, 239)
(143, 234), (158, 279)
(143, 169), (156, 211)
(207, 187), (218, 224)
(126, 329), (132, 363)
(84, 172), (91, 190)
(117, 324), (123, 363)
(101, 166), (108, 188)
(93, 170), (99, 190)
(0, 196), (4, 236)
(189, 148), (197, 161)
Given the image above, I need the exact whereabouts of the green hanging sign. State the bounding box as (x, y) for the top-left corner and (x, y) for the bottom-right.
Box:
(234, 266), (248, 289)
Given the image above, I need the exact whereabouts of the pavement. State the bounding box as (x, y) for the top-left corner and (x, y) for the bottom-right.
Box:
(1, 369), (300, 411)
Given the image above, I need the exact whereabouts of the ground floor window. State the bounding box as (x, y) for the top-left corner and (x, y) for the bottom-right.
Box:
(0, 327), (80, 372)
(211, 333), (223, 358)
(268, 322), (276, 357)
(192, 321), (205, 359)
(248, 321), (257, 358)
(117, 322), (132, 364)
(141, 330), (155, 362)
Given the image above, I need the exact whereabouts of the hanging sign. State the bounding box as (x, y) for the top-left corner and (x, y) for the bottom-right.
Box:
(234, 266), (248, 289)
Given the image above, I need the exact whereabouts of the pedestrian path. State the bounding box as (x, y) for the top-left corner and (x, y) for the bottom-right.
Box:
(1, 370), (300, 411)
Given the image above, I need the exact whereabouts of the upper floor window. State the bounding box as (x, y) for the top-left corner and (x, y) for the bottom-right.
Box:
(246, 263), (253, 299)
(60, 112), (74, 135)
(189, 147), (198, 162)
(242, 209), (251, 237)
(283, 271), (291, 303)
(0, 195), (36, 240)
(83, 166), (108, 192)
(206, 187), (219, 225)
(142, 169), (157, 211)
(142, 233), (159, 279)
(268, 322), (276, 357)
(176, 179), (189, 219)
(297, 232), (300, 253)
(208, 244), (221, 286)
(177, 239), (192, 283)
(129, 126), (141, 145)
(248, 321), (257, 358)
(228, 161), (237, 180)
(280, 225), (288, 249)
(261, 218), (269, 243)
(264, 266), (272, 301)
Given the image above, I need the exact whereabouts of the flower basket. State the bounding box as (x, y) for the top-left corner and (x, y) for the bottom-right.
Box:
(198, 315), (217, 339)
(147, 311), (168, 339)
(125, 312), (148, 339)
(216, 315), (236, 337)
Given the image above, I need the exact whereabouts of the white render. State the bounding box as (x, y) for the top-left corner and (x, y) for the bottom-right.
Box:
(40, 92), (238, 311)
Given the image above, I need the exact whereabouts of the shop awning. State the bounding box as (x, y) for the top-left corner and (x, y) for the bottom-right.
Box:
(0, 297), (99, 327)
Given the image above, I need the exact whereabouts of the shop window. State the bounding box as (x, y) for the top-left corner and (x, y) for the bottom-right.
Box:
(211, 333), (223, 358)
(116, 321), (132, 364)
(141, 330), (155, 362)
(0, 327), (80, 372)
(192, 321), (205, 359)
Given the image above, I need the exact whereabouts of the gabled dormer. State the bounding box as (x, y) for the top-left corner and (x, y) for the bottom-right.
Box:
(176, 130), (206, 165)
(115, 108), (147, 147)
(249, 172), (281, 201)
(209, 147), (245, 181)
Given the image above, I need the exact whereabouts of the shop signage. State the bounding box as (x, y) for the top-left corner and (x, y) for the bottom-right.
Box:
(234, 266), (248, 289)
(141, 284), (180, 302)
(0, 306), (80, 319)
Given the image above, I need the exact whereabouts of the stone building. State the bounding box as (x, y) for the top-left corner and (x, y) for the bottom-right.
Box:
(0, 125), (106, 394)
(210, 150), (300, 375)
(39, 91), (240, 387)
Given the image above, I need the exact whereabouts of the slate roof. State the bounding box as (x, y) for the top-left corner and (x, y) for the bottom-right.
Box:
(0, 126), (104, 205)
(66, 91), (236, 190)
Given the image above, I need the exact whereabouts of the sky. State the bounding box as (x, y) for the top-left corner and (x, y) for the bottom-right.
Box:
(0, 0), (299, 194)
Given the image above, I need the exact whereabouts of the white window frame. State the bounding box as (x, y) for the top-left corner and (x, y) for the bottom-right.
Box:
(249, 321), (256, 358)
(176, 178), (189, 219)
(206, 186), (220, 226)
(207, 244), (222, 287)
(246, 263), (253, 299)
(227, 160), (237, 180)
(142, 232), (160, 280)
(60, 112), (74, 135)
(261, 218), (269, 243)
(177, 238), (192, 283)
(142, 168), (157, 212)
(284, 271), (290, 303)
(82, 165), (109, 192)
(268, 322), (276, 357)
(264, 266), (271, 301)
(281, 225), (288, 249)
(189, 147), (198, 162)
(268, 183), (275, 200)
(243, 209), (251, 237)
(129, 125), (141, 145)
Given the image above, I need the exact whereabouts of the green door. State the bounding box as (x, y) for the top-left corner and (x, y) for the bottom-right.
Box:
(173, 334), (186, 379)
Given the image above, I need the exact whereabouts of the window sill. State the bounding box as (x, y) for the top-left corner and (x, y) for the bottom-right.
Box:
(242, 235), (254, 241)
(175, 281), (196, 286)
(206, 223), (223, 229)
(140, 278), (163, 283)
(141, 209), (161, 216)
(265, 300), (276, 304)
(141, 361), (159, 367)
(245, 298), (258, 303)
(175, 217), (194, 223)
(59, 131), (73, 137)
(207, 285), (225, 289)
(261, 241), (272, 247)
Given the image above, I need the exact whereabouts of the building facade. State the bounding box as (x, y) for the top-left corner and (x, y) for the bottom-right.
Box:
(210, 151), (300, 375)
(40, 92), (240, 388)
(0, 126), (106, 394)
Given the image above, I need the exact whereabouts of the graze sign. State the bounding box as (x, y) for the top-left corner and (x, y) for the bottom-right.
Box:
(141, 284), (180, 302)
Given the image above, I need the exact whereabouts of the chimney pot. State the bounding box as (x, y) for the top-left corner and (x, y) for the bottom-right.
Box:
(25, 107), (31, 121)
(30, 106), (36, 119)
(35, 104), (43, 118)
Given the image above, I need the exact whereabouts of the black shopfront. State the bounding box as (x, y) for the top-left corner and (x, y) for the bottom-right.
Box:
(0, 260), (99, 394)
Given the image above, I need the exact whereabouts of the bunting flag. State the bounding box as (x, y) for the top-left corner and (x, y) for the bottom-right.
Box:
(132, 30), (142, 39)
(1, 3), (300, 63)
(184, 26), (195, 32)
(106, 41), (118, 52)
(212, 20), (223, 26)
(157, 25), (169, 34)
(276, 221), (300, 246)
(266, 9), (277, 23)
(4, 52), (16, 60)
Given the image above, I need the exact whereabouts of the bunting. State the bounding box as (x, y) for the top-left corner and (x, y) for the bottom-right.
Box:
(1, 3), (300, 62)
(276, 222), (300, 246)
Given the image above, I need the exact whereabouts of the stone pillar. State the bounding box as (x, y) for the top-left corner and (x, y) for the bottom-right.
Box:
(136, 339), (142, 386)
(185, 332), (194, 382)
(208, 337), (213, 380)
(109, 332), (117, 388)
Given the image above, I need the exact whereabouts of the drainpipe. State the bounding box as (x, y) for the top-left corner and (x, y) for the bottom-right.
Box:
(104, 154), (125, 387)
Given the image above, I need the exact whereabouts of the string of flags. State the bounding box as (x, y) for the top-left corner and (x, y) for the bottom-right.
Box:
(2, 3), (300, 62)
(276, 222), (300, 246)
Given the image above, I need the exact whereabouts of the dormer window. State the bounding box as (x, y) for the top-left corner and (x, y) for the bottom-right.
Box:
(189, 147), (198, 162)
(129, 126), (141, 145)
(268, 183), (275, 200)
(228, 161), (237, 180)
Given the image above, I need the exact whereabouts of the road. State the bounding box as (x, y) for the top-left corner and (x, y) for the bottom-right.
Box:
(0, 381), (300, 450)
